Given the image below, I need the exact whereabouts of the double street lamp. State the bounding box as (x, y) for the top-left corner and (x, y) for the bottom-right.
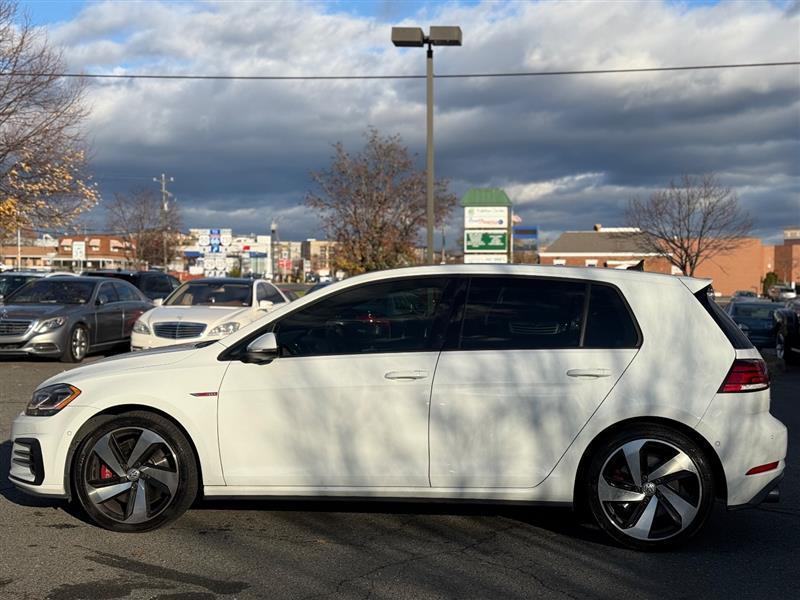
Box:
(392, 25), (462, 265)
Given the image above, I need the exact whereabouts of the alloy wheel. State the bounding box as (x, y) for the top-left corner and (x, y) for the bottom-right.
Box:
(72, 327), (88, 360)
(597, 439), (703, 541)
(84, 427), (180, 524)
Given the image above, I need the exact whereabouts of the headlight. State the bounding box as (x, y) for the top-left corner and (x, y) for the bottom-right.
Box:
(35, 317), (66, 332)
(132, 320), (151, 335)
(209, 321), (241, 336)
(26, 383), (81, 416)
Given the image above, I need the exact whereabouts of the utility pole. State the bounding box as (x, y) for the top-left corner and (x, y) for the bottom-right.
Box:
(153, 173), (174, 270)
(16, 227), (21, 270)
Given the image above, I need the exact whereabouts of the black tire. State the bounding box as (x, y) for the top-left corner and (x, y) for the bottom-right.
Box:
(585, 424), (715, 551)
(60, 324), (89, 363)
(71, 411), (198, 532)
(777, 332), (800, 366)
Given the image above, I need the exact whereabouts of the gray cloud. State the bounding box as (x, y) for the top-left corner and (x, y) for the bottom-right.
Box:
(43, 0), (799, 243)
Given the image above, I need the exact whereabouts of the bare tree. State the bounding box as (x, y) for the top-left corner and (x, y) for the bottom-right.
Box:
(626, 174), (753, 276)
(307, 128), (457, 274)
(106, 189), (182, 268)
(0, 1), (97, 239)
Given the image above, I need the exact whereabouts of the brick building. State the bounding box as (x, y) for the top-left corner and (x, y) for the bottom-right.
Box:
(52, 234), (135, 270)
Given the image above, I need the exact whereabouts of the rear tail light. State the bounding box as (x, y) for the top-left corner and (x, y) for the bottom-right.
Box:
(718, 359), (770, 393)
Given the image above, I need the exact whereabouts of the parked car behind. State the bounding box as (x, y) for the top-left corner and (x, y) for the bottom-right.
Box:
(10, 266), (787, 550)
(774, 299), (800, 366)
(767, 284), (797, 302)
(725, 301), (777, 348)
(0, 276), (151, 362)
(0, 271), (79, 300)
(82, 270), (180, 301)
(130, 277), (289, 350)
(731, 290), (758, 302)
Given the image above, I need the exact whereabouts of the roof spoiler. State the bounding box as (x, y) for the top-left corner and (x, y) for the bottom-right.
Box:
(678, 276), (712, 294)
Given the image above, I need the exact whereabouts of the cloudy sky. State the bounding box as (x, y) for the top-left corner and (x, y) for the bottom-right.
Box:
(20, 0), (800, 246)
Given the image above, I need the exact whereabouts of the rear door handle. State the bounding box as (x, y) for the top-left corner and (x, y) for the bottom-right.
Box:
(385, 370), (429, 381)
(566, 368), (612, 378)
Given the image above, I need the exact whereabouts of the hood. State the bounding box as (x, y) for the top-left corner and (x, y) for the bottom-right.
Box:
(0, 303), (83, 319)
(38, 342), (213, 389)
(140, 305), (255, 327)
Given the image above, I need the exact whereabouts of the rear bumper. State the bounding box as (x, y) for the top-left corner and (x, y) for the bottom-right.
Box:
(729, 473), (782, 510)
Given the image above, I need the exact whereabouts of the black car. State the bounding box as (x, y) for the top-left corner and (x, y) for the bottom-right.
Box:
(725, 301), (777, 349)
(82, 270), (180, 301)
(775, 299), (800, 366)
(0, 276), (152, 362)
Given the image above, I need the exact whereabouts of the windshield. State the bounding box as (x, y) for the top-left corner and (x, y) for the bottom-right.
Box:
(166, 282), (252, 307)
(0, 275), (37, 297)
(732, 305), (774, 320)
(6, 279), (96, 304)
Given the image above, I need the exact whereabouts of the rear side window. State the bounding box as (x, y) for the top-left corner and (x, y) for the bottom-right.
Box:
(112, 281), (139, 301)
(583, 284), (639, 348)
(460, 277), (586, 350)
(695, 286), (752, 349)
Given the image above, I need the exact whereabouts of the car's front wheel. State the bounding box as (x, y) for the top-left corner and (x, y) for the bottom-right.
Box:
(61, 324), (89, 363)
(585, 424), (715, 550)
(71, 411), (198, 532)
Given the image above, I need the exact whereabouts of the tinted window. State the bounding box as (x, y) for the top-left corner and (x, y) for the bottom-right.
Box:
(583, 284), (639, 348)
(695, 286), (752, 349)
(0, 275), (37, 297)
(97, 282), (119, 304)
(141, 275), (173, 295)
(730, 304), (774, 320)
(113, 281), (140, 302)
(274, 278), (453, 357)
(460, 277), (586, 350)
(257, 283), (285, 304)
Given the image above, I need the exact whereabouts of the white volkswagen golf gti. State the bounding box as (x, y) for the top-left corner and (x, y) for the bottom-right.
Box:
(10, 266), (787, 549)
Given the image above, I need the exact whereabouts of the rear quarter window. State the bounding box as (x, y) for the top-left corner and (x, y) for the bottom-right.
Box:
(583, 284), (640, 348)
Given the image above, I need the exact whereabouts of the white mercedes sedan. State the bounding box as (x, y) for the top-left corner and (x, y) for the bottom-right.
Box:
(130, 277), (289, 350)
(10, 265), (787, 549)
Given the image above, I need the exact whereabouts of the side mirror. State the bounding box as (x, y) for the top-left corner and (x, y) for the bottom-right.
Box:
(153, 298), (164, 307)
(243, 332), (279, 364)
(258, 300), (274, 311)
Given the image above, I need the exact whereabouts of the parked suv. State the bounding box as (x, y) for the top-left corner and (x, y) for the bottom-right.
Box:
(81, 270), (180, 301)
(10, 266), (786, 549)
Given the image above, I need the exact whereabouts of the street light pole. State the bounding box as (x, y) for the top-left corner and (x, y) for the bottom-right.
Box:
(392, 26), (461, 266)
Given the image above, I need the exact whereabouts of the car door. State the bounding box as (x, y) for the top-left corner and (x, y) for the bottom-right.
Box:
(217, 276), (457, 488)
(112, 281), (148, 337)
(429, 277), (640, 488)
(93, 281), (123, 344)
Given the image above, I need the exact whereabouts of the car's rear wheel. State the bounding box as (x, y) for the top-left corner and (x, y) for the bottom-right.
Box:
(71, 411), (198, 532)
(61, 324), (89, 363)
(585, 424), (714, 550)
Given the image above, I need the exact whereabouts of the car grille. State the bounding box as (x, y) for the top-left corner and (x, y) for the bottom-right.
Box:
(153, 321), (206, 339)
(0, 319), (32, 336)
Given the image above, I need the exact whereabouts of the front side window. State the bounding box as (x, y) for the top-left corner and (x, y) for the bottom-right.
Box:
(460, 277), (586, 350)
(274, 278), (453, 357)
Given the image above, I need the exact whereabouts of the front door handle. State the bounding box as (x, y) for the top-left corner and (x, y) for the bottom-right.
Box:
(385, 370), (429, 381)
(566, 368), (612, 378)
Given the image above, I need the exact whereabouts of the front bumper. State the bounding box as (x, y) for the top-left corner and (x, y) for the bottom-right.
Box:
(0, 327), (68, 356)
(10, 406), (98, 498)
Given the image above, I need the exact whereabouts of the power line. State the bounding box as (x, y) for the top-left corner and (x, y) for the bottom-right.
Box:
(0, 61), (797, 81)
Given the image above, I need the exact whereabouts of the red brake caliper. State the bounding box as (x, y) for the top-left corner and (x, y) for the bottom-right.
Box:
(100, 464), (115, 480)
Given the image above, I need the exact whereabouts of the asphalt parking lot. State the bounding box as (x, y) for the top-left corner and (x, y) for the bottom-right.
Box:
(0, 354), (797, 600)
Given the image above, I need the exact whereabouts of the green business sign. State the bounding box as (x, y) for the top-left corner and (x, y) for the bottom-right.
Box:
(464, 230), (508, 252)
